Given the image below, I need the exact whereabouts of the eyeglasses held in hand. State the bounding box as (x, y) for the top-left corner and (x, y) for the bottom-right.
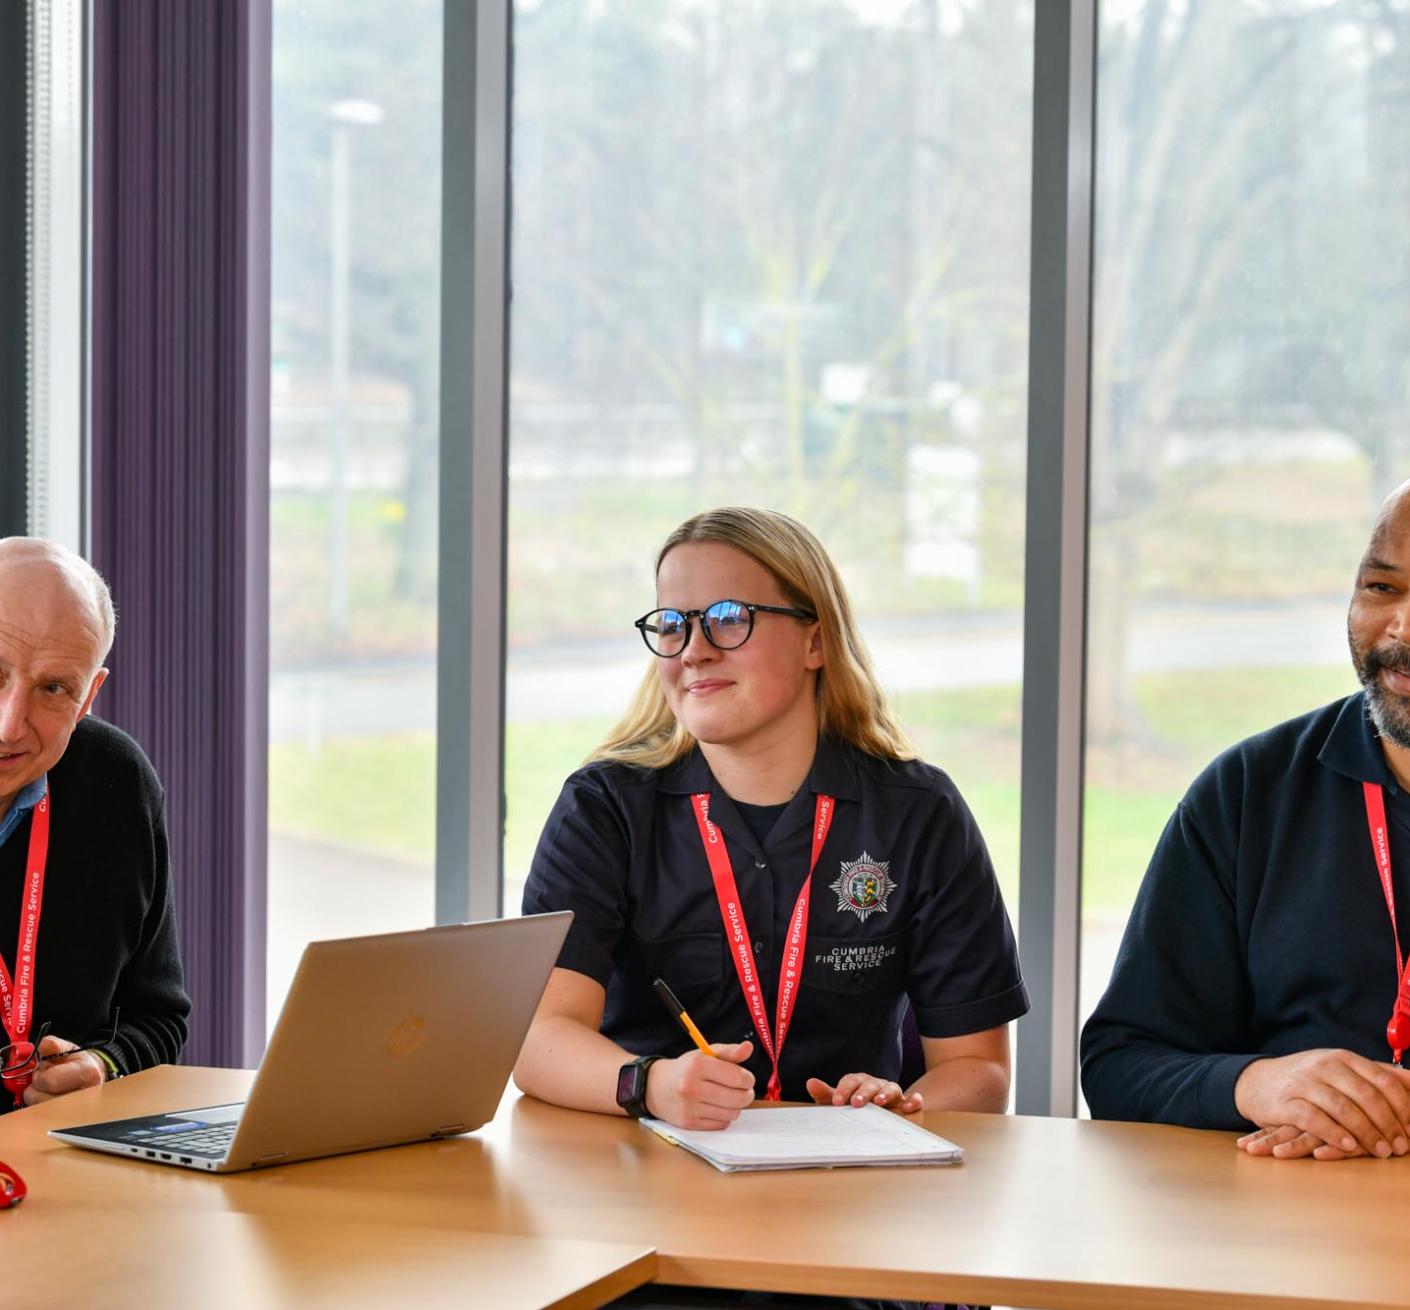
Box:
(0, 1161), (26, 1209)
(0, 1009), (121, 1095)
(634, 599), (817, 658)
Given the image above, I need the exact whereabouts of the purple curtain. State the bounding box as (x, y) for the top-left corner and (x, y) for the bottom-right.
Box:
(89, 0), (271, 1068)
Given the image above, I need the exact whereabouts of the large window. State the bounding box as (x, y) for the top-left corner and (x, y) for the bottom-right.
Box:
(256, 0), (1404, 1105)
(1080, 0), (1410, 1043)
(267, 0), (443, 1016)
(505, 0), (1034, 917)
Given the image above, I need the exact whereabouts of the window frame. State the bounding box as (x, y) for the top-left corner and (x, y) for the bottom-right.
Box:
(439, 0), (1095, 1115)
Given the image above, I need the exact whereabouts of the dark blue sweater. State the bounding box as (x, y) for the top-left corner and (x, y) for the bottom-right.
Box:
(1081, 692), (1410, 1130)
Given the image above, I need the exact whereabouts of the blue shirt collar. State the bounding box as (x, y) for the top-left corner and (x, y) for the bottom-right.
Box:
(0, 776), (49, 850)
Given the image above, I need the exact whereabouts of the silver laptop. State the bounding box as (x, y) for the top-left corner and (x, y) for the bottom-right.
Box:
(50, 911), (571, 1172)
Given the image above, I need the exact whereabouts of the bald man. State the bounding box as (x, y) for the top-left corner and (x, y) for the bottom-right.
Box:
(0, 537), (188, 1110)
(1082, 483), (1410, 1161)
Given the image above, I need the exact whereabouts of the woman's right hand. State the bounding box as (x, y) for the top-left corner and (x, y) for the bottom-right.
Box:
(645, 1040), (756, 1130)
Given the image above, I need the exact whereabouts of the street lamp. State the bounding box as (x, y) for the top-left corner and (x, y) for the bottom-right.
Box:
(327, 98), (384, 641)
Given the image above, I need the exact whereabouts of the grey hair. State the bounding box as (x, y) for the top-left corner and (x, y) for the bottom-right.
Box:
(0, 536), (117, 664)
(91, 562), (117, 660)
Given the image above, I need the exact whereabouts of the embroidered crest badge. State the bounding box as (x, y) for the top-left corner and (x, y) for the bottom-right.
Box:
(829, 852), (893, 923)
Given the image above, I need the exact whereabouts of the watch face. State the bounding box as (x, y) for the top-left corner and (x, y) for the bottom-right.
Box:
(616, 1060), (644, 1108)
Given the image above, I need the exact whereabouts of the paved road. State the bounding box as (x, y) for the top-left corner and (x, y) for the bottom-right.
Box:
(270, 599), (1351, 743)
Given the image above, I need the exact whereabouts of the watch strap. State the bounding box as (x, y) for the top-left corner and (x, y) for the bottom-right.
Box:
(617, 1054), (660, 1119)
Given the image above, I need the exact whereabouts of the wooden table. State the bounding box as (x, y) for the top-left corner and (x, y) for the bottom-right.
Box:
(0, 1069), (653, 1310)
(14, 1207), (654, 1310)
(5, 1066), (1410, 1310)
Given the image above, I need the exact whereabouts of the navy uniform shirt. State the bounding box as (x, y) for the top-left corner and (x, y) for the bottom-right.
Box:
(523, 735), (1028, 1101)
(1082, 692), (1410, 1130)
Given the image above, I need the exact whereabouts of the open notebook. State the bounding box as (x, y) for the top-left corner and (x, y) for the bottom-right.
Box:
(640, 1103), (964, 1172)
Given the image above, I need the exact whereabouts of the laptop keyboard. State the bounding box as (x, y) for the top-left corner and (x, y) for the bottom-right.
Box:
(117, 1122), (235, 1158)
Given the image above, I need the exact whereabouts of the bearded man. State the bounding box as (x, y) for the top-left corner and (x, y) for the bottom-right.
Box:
(1082, 480), (1410, 1161)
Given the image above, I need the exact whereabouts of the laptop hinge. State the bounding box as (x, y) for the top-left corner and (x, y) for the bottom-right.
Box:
(254, 1152), (287, 1166)
(432, 1124), (466, 1137)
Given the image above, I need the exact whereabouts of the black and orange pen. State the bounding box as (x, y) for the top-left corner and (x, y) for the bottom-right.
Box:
(652, 977), (717, 1057)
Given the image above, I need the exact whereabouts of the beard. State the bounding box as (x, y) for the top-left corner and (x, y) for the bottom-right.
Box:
(1353, 634), (1410, 750)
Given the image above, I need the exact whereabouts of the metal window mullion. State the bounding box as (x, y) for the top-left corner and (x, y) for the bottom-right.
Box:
(1, 3), (28, 537)
(20, 0), (85, 550)
(436, 0), (511, 925)
(1015, 0), (1097, 1118)
(79, 0), (92, 554)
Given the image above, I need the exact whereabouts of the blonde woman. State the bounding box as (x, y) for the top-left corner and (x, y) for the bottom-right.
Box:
(516, 507), (1026, 1132)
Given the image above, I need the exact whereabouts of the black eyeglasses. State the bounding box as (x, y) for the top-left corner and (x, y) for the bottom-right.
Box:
(634, 599), (817, 658)
(0, 1010), (120, 1086)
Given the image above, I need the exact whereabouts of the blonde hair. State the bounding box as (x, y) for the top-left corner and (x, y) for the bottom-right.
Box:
(591, 507), (915, 768)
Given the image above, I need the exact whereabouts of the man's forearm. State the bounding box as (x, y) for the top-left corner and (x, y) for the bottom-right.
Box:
(1084, 1040), (1260, 1130)
(108, 1010), (189, 1074)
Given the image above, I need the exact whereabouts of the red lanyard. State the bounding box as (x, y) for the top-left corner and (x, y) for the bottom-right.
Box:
(0, 791), (51, 1106)
(1361, 782), (1410, 1065)
(691, 791), (834, 1101)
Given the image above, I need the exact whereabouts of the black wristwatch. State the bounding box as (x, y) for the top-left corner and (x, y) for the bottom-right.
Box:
(615, 1055), (661, 1119)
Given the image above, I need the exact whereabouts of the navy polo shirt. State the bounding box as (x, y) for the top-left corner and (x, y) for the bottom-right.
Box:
(523, 735), (1028, 1101)
(1082, 691), (1410, 1130)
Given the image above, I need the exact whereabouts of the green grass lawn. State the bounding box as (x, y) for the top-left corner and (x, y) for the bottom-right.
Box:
(269, 663), (1358, 914)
